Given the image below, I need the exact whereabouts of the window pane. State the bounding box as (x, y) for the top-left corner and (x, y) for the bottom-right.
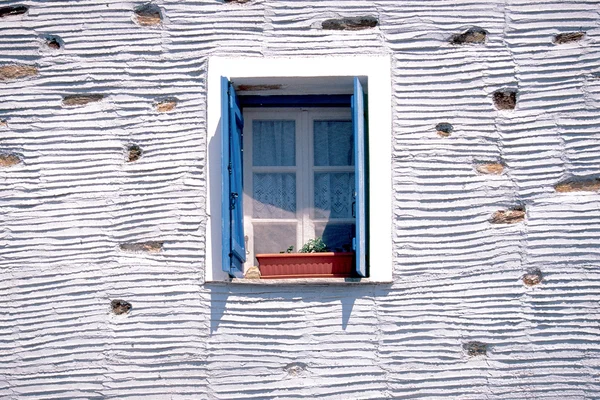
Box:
(253, 224), (297, 263)
(314, 172), (355, 219)
(253, 120), (296, 166)
(253, 173), (296, 218)
(315, 223), (355, 252)
(313, 121), (353, 166)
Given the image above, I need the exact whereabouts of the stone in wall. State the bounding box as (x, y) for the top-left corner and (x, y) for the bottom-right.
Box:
(554, 32), (585, 44)
(0, 153), (21, 167)
(554, 178), (600, 193)
(120, 241), (163, 253)
(435, 122), (453, 137)
(522, 268), (543, 286)
(44, 35), (62, 50)
(111, 300), (132, 315)
(127, 145), (143, 162)
(475, 162), (505, 175)
(490, 206), (525, 224)
(0, 64), (38, 81)
(322, 16), (378, 31)
(62, 94), (104, 107)
(134, 3), (162, 26)
(493, 90), (517, 110)
(463, 341), (487, 356)
(450, 27), (487, 44)
(0, 5), (28, 18)
(155, 98), (177, 112)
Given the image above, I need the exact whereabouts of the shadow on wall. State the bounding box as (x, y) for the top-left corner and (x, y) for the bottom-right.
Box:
(207, 283), (391, 333)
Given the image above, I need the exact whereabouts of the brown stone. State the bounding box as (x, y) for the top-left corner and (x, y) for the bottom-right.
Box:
(554, 32), (585, 44)
(476, 162), (504, 175)
(450, 27), (487, 45)
(0, 154), (21, 167)
(127, 145), (142, 162)
(322, 16), (378, 31)
(120, 241), (163, 253)
(463, 341), (487, 356)
(134, 3), (162, 26)
(111, 299), (132, 315)
(155, 99), (177, 112)
(435, 122), (453, 137)
(62, 94), (104, 107)
(0, 5), (28, 18)
(490, 207), (525, 224)
(0, 64), (38, 81)
(46, 37), (61, 50)
(522, 268), (543, 286)
(0, 119), (7, 128)
(493, 90), (517, 110)
(555, 178), (600, 193)
(244, 266), (261, 279)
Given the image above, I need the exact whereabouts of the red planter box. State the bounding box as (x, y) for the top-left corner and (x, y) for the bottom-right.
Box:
(256, 252), (354, 279)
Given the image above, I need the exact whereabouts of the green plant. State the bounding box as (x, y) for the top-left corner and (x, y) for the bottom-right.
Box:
(280, 245), (294, 254)
(299, 237), (328, 253)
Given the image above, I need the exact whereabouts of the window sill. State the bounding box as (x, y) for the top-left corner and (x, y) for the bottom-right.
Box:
(205, 277), (392, 285)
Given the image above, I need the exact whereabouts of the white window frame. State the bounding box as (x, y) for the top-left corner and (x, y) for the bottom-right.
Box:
(206, 56), (393, 282)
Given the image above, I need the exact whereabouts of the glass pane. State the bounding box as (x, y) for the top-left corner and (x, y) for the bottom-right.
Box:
(314, 172), (355, 219)
(315, 223), (355, 253)
(253, 120), (296, 166)
(314, 121), (353, 166)
(253, 224), (297, 264)
(253, 173), (296, 219)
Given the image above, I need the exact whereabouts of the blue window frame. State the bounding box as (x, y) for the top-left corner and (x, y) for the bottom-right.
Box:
(221, 76), (367, 278)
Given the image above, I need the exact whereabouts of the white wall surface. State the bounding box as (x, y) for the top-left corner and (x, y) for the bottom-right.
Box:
(1, 1), (599, 399)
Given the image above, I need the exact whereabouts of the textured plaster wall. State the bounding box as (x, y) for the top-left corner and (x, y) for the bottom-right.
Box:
(1, 1), (600, 399)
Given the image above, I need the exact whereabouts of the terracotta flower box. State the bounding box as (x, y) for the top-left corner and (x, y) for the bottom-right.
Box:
(256, 252), (354, 279)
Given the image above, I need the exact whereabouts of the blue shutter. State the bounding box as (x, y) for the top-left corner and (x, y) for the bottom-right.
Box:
(352, 77), (367, 277)
(221, 77), (246, 277)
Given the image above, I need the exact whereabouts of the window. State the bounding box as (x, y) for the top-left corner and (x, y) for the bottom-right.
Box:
(206, 56), (392, 282)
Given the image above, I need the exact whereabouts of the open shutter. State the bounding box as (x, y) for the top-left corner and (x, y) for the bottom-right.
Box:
(221, 77), (246, 277)
(352, 77), (367, 277)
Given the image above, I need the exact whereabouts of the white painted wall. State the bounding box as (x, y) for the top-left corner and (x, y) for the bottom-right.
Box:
(1, 1), (600, 399)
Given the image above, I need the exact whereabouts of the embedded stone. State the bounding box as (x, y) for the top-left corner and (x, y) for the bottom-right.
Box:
(523, 268), (543, 286)
(435, 122), (453, 137)
(490, 206), (525, 224)
(0, 153), (21, 167)
(45, 36), (62, 50)
(120, 241), (163, 253)
(322, 16), (378, 31)
(134, 3), (162, 26)
(62, 94), (104, 107)
(555, 178), (600, 193)
(0, 5), (28, 18)
(155, 98), (177, 112)
(0, 119), (7, 128)
(127, 145), (142, 162)
(0, 64), (38, 81)
(476, 162), (504, 175)
(493, 90), (517, 110)
(111, 299), (132, 315)
(554, 32), (585, 44)
(463, 341), (487, 356)
(450, 27), (487, 45)
(284, 362), (307, 375)
(244, 266), (261, 279)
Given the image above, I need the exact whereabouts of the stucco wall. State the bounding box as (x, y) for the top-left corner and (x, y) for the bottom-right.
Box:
(1, 1), (600, 398)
